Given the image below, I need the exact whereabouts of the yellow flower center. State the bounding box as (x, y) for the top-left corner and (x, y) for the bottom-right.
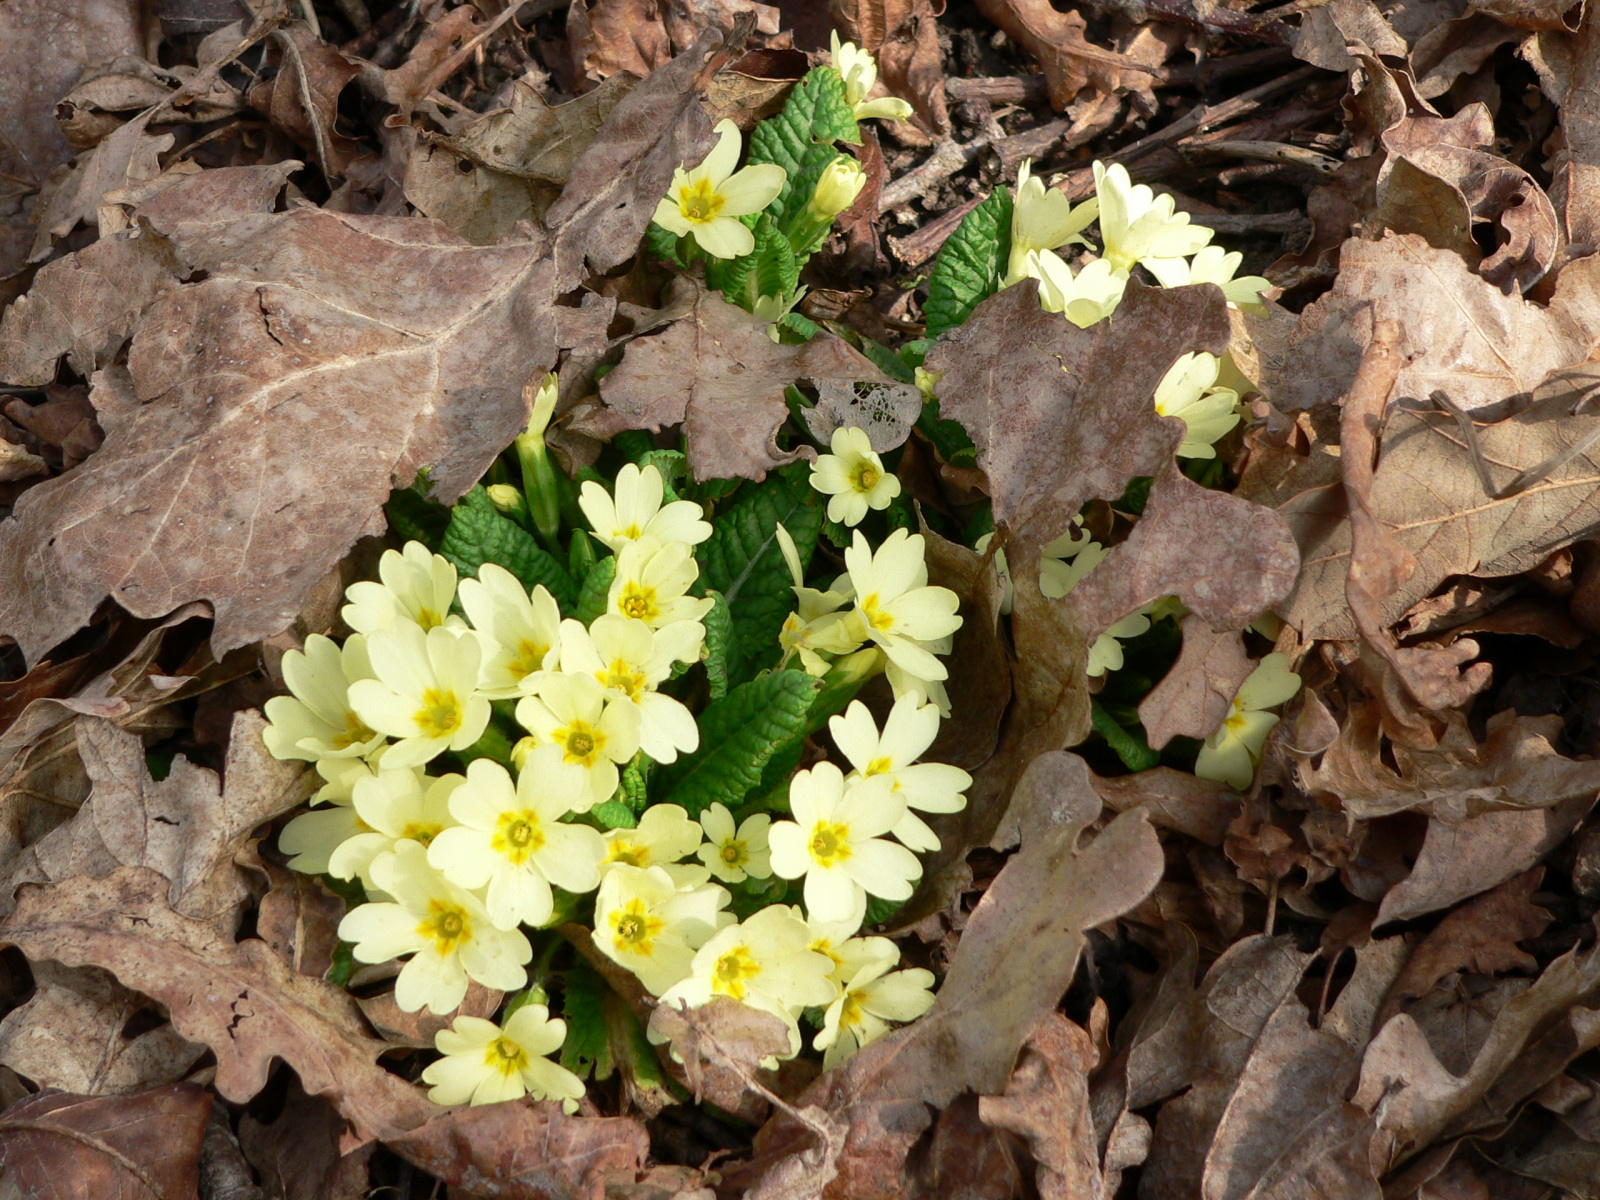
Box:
(620, 523), (643, 539)
(334, 710), (377, 749)
(606, 840), (648, 867)
(720, 841), (744, 865)
(839, 989), (865, 1028)
(416, 606), (444, 631)
(677, 177), (725, 225)
(485, 1036), (528, 1075)
(399, 821), (443, 847)
(859, 595), (893, 633)
(616, 582), (659, 623)
(492, 810), (545, 863)
(600, 660), (647, 699)
(418, 900), (471, 956)
(808, 820), (851, 867)
(864, 756), (893, 777)
(414, 688), (464, 739)
(610, 900), (662, 954)
(559, 723), (602, 766)
(711, 945), (761, 1000)
(508, 638), (550, 679)
(850, 462), (880, 494)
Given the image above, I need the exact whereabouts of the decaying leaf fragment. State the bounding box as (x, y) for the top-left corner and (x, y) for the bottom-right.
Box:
(572, 282), (896, 481)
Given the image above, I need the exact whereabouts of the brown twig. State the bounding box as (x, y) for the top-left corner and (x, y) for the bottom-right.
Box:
(943, 45), (1296, 105)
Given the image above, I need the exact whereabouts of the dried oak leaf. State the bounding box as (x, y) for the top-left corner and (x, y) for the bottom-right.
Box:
(1354, 937), (1600, 1169)
(0, 867), (650, 1196)
(752, 753), (1162, 1197)
(1278, 253), (1600, 641)
(0, 0), (144, 291)
(976, 1013), (1102, 1200)
(972, 0), (1154, 111)
(0, 1082), (211, 1200)
(572, 282), (895, 481)
(0, 31), (729, 666)
(1137, 614), (1255, 751)
(246, 23), (366, 178)
(1529, 15), (1600, 249)
(238, 1073), (373, 1200)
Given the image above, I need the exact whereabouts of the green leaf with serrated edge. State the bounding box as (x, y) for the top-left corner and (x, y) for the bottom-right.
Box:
(645, 222), (687, 268)
(919, 398), (977, 466)
(659, 670), (819, 817)
(704, 247), (751, 300)
(753, 215), (800, 304)
(748, 69), (859, 211)
(780, 310), (820, 340)
(846, 333), (917, 384)
(620, 754), (653, 812)
(692, 476), (743, 507)
(560, 961), (614, 1081)
(703, 590), (733, 701)
(925, 185), (1012, 339)
(1091, 700), (1160, 772)
(439, 487), (578, 609)
(590, 799), (637, 829)
(694, 466), (822, 684)
(574, 555), (617, 625)
(385, 485), (449, 549)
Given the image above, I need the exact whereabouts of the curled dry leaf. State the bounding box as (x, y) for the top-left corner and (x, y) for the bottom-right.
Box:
(0, 29), (732, 667)
(573, 282), (896, 481)
(0, 1082), (212, 1200)
(976, 1013), (1102, 1200)
(647, 996), (793, 1104)
(1534, 15), (1600, 248)
(0, 867), (650, 1196)
(1137, 615), (1255, 751)
(246, 23), (366, 178)
(973, 0), (1160, 111)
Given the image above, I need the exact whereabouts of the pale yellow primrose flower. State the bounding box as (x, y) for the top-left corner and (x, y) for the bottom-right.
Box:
(342, 541), (462, 635)
(609, 539), (714, 632)
(1153, 351), (1241, 460)
(1028, 250), (1128, 328)
(594, 864), (732, 995)
(263, 634), (385, 763)
(830, 697), (970, 854)
(768, 762), (921, 929)
(514, 672), (640, 812)
(348, 623), (491, 770)
(457, 564), (562, 700)
(279, 795), (370, 876)
(815, 959), (936, 1069)
(423, 1006), (585, 1111)
(1092, 161), (1214, 277)
(328, 765), (463, 892)
(1036, 541), (1151, 677)
(599, 803), (703, 878)
(808, 157), (867, 221)
(653, 119), (786, 260)
(775, 523), (864, 676)
(578, 463), (711, 554)
(339, 840), (531, 1014)
(558, 616), (701, 764)
(1004, 159), (1099, 288)
(656, 905), (837, 1059)
(803, 910), (897, 982)
(697, 802), (772, 884)
(810, 426), (902, 527)
(844, 529), (962, 685)
(1144, 244), (1270, 309)
(428, 753), (606, 930)
(975, 521), (1091, 616)
(831, 31), (914, 122)
(1194, 653), (1301, 790)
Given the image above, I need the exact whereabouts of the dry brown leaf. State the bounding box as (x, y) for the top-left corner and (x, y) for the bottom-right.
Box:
(837, 0), (949, 134)
(977, 1012), (1103, 1200)
(568, 0), (673, 81)
(970, 0), (1151, 112)
(27, 112), (173, 263)
(573, 282), (895, 481)
(238, 1074), (373, 1200)
(1354, 938), (1600, 1169)
(919, 526), (1009, 772)
(0, 866), (652, 1195)
(246, 23), (366, 178)
(0, 0), (145, 295)
(1292, 0), (1408, 69)
(1091, 767), (1237, 847)
(1377, 869), (1550, 1027)
(0, 960), (205, 1094)
(647, 996), (793, 1104)
(0, 1081), (212, 1200)
(1529, 14), (1600, 249)
(1138, 615), (1256, 751)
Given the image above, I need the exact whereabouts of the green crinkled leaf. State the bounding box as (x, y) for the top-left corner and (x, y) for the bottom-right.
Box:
(780, 310), (820, 340)
(775, 143), (844, 253)
(645, 222), (688, 268)
(620, 755), (653, 811)
(574, 555), (617, 625)
(384, 482), (449, 549)
(754, 217), (801, 304)
(748, 69), (859, 210)
(659, 670), (820, 816)
(637, 450), (689, 501)
(703, 591), (732, 701)
(439, 487), (578, 610)
(1091, 701), (1160, 772)
(925, 186), (1013, 339)
(590, 799), (637, 829)
(919, 397), (978, 466)
(560, 961), (614, 1081)
(849, 333), (917, 384)
(864, 895), (906, 928)
(695, 466), (822, 684)
(612, 430), (656, 462)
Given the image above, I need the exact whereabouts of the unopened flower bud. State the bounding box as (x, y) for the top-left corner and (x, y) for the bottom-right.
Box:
(807, 158), (867, 222)
(486, 484), (525, 517)
(514, 372), (563, 544)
